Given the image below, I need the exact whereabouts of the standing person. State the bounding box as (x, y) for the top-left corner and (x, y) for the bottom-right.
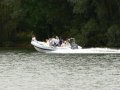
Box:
(50, 37), (56, 46)
(59, 37), (63, 46)
(55, 36), (60, 46)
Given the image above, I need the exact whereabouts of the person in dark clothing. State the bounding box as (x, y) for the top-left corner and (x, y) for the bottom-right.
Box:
(59, 37), (63, 46)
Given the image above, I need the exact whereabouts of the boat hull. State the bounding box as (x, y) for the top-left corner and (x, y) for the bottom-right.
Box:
(31, 40), (56, 53)
(31, 40), (79, 53)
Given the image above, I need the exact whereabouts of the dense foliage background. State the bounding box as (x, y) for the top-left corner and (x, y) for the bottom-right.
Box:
(0, 0), (120, 47)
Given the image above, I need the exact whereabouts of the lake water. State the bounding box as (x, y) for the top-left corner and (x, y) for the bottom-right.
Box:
(0, 49), (120, 90)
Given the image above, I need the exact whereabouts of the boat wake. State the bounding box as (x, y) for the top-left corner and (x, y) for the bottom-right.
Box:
(49, 48), (120, 54)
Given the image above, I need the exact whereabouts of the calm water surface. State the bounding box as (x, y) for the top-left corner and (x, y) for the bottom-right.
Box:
(0, 49), (120, 90)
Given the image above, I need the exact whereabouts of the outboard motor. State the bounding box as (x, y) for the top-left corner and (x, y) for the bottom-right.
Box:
(69, 38), (78, 49)
(71, 43), (78, 49)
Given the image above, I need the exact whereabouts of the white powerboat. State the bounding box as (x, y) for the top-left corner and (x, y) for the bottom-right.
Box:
(31, 38), (82, 53)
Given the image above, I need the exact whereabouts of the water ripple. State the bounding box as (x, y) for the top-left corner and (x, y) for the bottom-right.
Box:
(0, 50), (120, 90)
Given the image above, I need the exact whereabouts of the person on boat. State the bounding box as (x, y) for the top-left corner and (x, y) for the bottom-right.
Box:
(48, 36), (59, 47)
(45, 39), (49, 45)
(61, 41), (67, 47)
(59, 37), (63, 46)
(32, 35), (36, 41)
(55, 36), (60, 46)
(49, 37), (56, 46)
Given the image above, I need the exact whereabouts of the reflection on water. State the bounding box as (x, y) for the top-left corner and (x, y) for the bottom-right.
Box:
(0, 49), (120, 90)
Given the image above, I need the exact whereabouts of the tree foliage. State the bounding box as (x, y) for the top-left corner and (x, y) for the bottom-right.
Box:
(68, 0), (120, 47)
(0, 0), (120, 47)
(0, 0), (22, 46)
(21, 0), (73, 40)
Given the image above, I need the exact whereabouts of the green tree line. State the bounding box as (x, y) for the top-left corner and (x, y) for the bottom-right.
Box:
(0, 0), (120, 47)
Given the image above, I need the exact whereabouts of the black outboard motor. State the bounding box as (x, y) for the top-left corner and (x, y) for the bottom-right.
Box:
(69, 38), (78, 49)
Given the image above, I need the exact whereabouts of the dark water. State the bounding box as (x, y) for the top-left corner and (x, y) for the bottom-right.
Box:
(0, 49), (120, 90)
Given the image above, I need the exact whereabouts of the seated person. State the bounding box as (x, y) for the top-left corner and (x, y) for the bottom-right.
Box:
(45, 39), (50, 45)
(32, 35), (36, 41)
(61, 41), (67, 47)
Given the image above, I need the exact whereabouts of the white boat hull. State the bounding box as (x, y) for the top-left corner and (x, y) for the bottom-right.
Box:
(31, 40), (56, 53)
(31, 40), (82, 53)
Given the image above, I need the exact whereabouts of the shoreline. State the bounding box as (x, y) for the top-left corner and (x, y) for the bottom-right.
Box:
(0, 45), (34, 50)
